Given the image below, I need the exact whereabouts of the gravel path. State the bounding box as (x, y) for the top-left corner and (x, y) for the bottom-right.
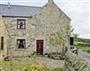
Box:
(36, 56), (64, 69)
(78, 49), (90, 63)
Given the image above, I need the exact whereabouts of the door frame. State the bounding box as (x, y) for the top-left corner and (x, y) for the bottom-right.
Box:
(36, 40), (44, 55)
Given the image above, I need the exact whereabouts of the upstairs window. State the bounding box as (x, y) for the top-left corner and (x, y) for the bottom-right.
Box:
(17, 39), (26, 49)
(17, 19), (26, 29)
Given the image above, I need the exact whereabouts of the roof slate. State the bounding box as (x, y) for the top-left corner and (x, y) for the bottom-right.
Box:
(0, 4), (41, 17)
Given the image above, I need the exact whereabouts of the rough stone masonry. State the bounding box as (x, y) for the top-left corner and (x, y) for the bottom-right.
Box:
(65, 51), (90, 71)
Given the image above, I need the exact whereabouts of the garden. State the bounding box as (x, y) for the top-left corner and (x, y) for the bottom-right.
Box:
(0, 54), (63, 71)
(0, 56), (64, 71)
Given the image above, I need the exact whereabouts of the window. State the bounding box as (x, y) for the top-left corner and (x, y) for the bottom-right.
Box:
(1, 37), (4, 50)
(70, 37), (74, 45)
(17, 19), (26, 29)
(17, 39), (26, 49)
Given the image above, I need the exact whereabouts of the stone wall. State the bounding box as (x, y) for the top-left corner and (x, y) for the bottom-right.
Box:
(2, 17), (36, 57)
(1, 2), (71, 57)
(65, 51), (90, 71)
(31, 2), (71, 53)
(0, 16), (9, 58)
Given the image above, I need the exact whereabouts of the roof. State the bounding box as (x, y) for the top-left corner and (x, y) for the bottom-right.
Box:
(0, 4), (41, 17)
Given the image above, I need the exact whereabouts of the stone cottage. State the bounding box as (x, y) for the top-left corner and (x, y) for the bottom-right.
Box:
(0, 0), (71, 57)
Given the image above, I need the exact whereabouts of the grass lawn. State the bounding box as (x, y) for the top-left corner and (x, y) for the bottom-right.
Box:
(74, 38), (90, 53)
(76, 46), (90, 51)
(0, 56), (64, 71)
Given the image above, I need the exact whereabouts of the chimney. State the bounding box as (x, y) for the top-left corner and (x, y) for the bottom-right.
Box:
(48, 0), (54, 3)
(8, 2), (10, 9)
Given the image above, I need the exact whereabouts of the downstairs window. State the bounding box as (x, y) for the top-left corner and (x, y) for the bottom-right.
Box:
(17, 39), (26, 49)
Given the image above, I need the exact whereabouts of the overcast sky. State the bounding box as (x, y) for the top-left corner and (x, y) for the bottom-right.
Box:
(0, 0), (90, 39)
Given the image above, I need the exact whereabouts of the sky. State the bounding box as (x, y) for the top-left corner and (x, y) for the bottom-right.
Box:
(0, 0), (90, 39)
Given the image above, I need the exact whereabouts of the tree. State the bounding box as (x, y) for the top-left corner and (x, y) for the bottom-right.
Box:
(70, 27), (79, 39)
(49, 24), (70, 54)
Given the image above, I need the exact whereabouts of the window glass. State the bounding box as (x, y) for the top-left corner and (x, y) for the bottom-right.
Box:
(17, 39), (26, 48)
(17, 19), (26, 29)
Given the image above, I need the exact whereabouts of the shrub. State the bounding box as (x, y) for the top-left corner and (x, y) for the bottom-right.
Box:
(47, 52), (65, 60)
(0, 59), (48, 71)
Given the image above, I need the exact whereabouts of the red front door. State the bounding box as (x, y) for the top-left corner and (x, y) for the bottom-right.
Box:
(36, 40), (43, 55)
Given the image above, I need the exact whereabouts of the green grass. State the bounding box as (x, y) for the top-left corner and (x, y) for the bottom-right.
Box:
(75, 38), (90, 43)
(0, 58), (47, 71)
(0, 57), (64, 71)
(76, 46), (90, 51)
(51, 68), (64, 71)
(74, 38), (90, 52)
